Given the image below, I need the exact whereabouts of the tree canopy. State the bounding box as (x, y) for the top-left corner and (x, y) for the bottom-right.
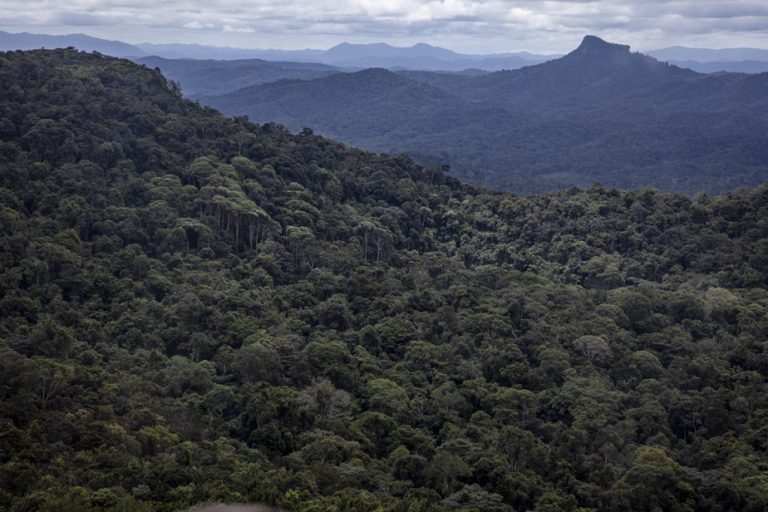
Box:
(1, 49), (768, 512)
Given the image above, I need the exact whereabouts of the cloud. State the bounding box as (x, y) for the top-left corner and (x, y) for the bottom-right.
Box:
(0, 0), (766, 52)
(223, 24), (256, 33)
(183, 21), (216, 30)
(52, 12), (114, 26)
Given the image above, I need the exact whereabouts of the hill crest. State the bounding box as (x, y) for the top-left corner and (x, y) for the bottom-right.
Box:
(572, 35), (631, 56)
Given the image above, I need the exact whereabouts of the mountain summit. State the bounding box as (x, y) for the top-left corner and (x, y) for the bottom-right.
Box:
(573, 35), (631, 56)
(444, 35), (694, 111)
(553, 35), (668, 74)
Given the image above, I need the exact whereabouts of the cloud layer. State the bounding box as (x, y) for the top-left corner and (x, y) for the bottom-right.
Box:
(2, 0), (768, 52)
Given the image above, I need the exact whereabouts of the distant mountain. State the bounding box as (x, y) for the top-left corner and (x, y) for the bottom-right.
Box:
(324, 41), (462, 61)
(202, 35), (768, 194)
(648, 45), (768, 63)
(437, 36), (698, 110)
(646, 45), (768, 74)
(135, 56), (339, 97)
(0, 30), (144, 57)
(317, 41), (553, 70)
(664, 60), (768, 74)
(138, 40), (554, 71)
(202, 68), (506, 145)
(1, 30), (553, 71)
(136, 42), (324, 62)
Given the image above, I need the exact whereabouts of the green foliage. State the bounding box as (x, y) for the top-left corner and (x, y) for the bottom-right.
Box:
(1, 48), (768, 512)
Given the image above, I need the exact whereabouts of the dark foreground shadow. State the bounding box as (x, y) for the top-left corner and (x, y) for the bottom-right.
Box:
(187, 505), (286, 512)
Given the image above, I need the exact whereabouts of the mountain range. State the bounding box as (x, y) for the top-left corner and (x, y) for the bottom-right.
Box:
(3, 30), (768, 194)
(203, 36), (768, 195)
(3, 30), (768, 73)
(137, 41), (555, 71)
(299, 42), (554, 71)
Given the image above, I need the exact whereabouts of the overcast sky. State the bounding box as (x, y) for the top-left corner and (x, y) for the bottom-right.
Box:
(2, 0), (768, 53)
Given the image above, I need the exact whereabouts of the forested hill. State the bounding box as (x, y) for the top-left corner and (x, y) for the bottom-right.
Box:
(200, 68), (507, 149)
(204, 36), (768, 195)
(134, 56), (340, 97)
(2, 49), (768, 512)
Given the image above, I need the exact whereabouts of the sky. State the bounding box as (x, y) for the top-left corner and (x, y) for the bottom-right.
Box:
(2, 0), (768, 53)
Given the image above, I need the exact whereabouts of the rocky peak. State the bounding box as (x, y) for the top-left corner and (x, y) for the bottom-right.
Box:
(573, 35), (631, 56)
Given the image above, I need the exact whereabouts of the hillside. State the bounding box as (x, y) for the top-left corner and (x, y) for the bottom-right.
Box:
(135, 56), (339, 97)
(203, 36), (768, 195)
(201, 68), (512, 149)
(2, 49), (768, 512)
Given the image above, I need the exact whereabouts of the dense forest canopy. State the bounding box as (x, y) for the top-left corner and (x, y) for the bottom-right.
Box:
(1, 49), (768, 512)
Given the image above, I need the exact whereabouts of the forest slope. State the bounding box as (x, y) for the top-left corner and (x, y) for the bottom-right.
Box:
(136, 56), (340, 97)
(200, 68), (516, 156)
(2, 49), (768, 512)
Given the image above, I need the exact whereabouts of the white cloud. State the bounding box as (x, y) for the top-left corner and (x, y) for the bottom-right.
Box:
(183, 21), (216, 30)
(0, 0), (767, 53)
(222, 24), (256, 33)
